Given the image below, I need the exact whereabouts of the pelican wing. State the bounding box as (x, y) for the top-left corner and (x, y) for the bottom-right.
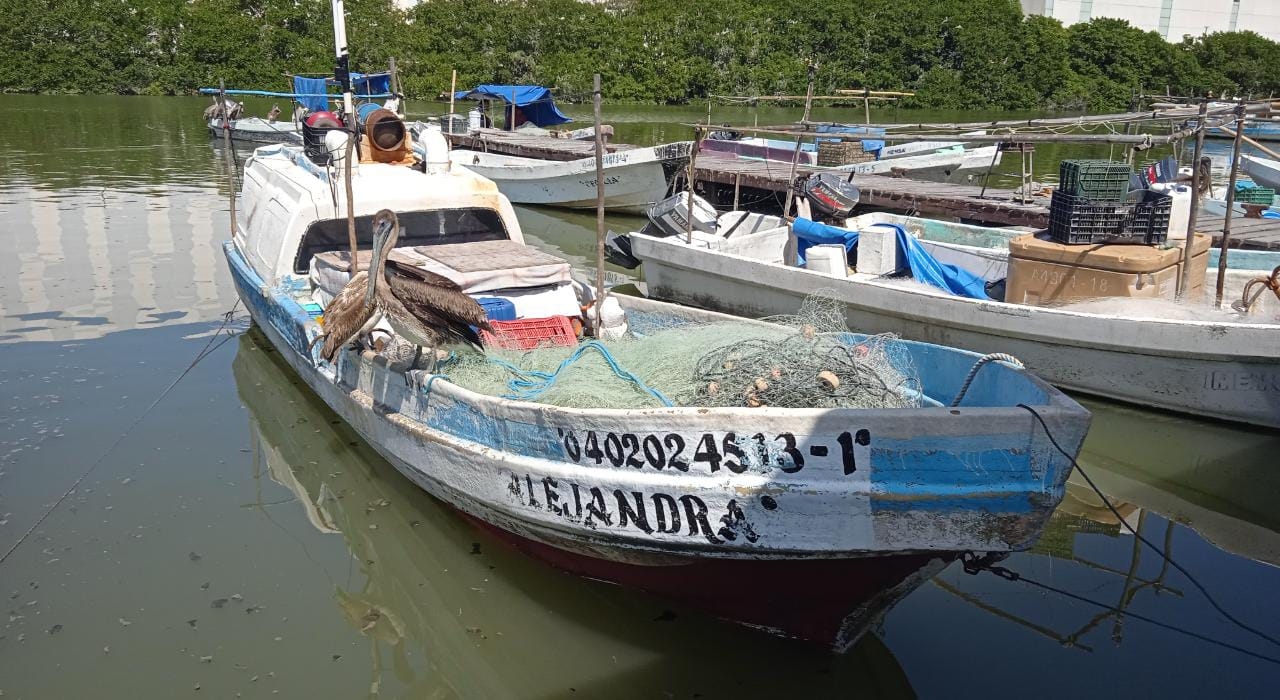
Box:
(319, 270), (377, 361)
(384, 258), (464, 291)
(386, 274), (491, 349)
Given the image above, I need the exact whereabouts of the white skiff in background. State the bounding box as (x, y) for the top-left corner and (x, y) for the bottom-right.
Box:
(437, 140), (694, 213)
(627, 213), (1280, 429)
(1241, 153), (1280, 190)
(208, 117), (302, 144)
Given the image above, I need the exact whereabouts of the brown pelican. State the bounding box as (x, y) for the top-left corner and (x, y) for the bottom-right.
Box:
(314, 265), (381, 363)
(314, 210), (492, 369)
(369, 209), (492, 370)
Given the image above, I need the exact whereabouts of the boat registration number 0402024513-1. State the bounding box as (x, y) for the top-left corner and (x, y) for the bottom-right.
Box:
(555, 428), (873, 475)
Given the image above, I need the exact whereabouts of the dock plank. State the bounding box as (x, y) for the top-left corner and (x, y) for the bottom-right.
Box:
(1198, 216), (1280, 250)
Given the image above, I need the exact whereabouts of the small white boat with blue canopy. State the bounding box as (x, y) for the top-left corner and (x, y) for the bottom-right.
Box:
(222, 1), (1091, 631)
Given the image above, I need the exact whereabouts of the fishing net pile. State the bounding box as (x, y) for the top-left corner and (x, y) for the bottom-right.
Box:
(441, 294), (921, 410)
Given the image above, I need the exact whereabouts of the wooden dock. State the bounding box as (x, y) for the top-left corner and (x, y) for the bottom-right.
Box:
(445, 130), (1280, 250)
(1198, 215), (1280, 251)
(689, 151), (1051, 228)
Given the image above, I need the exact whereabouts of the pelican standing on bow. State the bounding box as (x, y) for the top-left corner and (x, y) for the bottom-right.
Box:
(369, 209), (492, 370)
(314, 210), (492, 367)
(314, 262), (381, 363)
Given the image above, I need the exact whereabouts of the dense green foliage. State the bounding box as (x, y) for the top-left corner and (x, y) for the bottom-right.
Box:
(4, 0), (1280, 111)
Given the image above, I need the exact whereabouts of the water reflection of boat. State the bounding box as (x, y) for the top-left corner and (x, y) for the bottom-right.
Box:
(933, 398), (1279, 653)
(232, 330), (920, 693)
(1072, 398), (1280, 567)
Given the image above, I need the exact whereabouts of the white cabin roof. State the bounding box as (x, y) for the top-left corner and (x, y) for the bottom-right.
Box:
(237, 145), (524, 284)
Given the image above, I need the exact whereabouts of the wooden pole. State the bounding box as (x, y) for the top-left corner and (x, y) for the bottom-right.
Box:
(1178, 100), (1208, 300)
(1215, 100), (1247, 307)
(449, 69), (457, 117)
(219, 79), (237, 239)
(345, 134), (358, 274)
(592, 74), (606, 331)
(782, 62), (817, 219)
(684, 127), (702, 244)
(864, 90), (871, 125)
(733, 172), (741, 210)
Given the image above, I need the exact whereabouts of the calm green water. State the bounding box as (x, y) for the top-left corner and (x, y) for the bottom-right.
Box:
(1, 96), (1279, 698)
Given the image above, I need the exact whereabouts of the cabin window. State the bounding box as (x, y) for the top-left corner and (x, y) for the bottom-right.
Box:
(293, 208), (509, 274)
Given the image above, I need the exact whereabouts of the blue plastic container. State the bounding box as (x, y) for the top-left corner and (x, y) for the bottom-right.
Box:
(356, 102), (382, 125)
(476, 297), (517, 321)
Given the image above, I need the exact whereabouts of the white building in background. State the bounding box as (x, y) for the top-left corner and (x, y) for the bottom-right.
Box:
(1020, 0), (1280, 42)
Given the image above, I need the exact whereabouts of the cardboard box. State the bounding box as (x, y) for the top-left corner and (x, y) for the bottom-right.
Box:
(1005, 234), (1210, 306)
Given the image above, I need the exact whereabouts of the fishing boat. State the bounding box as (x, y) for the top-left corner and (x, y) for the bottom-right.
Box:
(829, 144), (1002, 182)
(1241, 153), (1280, 190)
(207, 115), (302, 144)
(699, 135), (1002, 183)
(449, 84), (592, 135)
(235, 329), (952, 656)
(201, 71), (396, 144)
(626, 208), (1280, 429)
(440, 140), (693, 213)
(854, 210), (1280, 272)
(225, 129), (1090, 557)
(224, 2), (1091, 637)
(1210, 118), (1280, 142)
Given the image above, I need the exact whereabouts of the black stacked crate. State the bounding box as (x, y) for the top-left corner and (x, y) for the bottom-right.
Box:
(1049, 160), (1171, 245)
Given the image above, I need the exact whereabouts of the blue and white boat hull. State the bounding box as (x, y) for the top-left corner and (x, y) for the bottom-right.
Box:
(226, 240), (1088, 561)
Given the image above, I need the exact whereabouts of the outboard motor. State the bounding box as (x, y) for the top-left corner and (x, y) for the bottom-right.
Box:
(604, 230), (642, 269)
(643, 191), (719, 237)
(801, 172), (861, 219)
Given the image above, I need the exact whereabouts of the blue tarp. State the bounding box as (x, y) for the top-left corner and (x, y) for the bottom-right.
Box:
(293, 76), (328, 112)
(791, 218), (990, 300)
(452, 85), (572, 127)
(353, 72), (391, 96)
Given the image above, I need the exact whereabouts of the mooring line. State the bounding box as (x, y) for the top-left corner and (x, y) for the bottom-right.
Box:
(0, 301), (245, 567)
(962, 552), (1280, 666)
(1013, 403), (1280, 654)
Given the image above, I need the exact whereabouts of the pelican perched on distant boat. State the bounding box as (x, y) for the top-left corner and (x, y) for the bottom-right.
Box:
(315, 210), (491, 368)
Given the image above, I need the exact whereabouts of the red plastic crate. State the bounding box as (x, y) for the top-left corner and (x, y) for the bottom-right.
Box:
(481, 316), (578, 350)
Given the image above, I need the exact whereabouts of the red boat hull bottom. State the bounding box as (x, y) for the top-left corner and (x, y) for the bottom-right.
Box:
(463, 515), (953, 651)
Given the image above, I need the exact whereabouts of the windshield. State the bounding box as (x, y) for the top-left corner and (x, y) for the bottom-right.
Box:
(294, 208), (509, 273)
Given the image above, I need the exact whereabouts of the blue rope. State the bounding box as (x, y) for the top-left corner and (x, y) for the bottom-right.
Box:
(489, 341), (673, 407)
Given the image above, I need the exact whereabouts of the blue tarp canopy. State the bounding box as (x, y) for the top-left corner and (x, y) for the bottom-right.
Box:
(453, 85), (572, 127)
(203, 71), (394, 112)
(791, 218), (990, 300)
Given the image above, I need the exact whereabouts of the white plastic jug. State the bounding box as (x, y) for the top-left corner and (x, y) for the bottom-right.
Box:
(1151, 182), (1192, 240)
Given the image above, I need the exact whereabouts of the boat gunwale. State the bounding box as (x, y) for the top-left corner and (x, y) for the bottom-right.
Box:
(226, 241), (1085, 426)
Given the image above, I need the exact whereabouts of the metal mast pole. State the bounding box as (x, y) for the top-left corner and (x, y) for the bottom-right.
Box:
(331, 0), (355, 128)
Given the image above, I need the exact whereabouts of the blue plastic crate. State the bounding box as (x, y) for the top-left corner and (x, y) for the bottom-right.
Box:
(476, 296), (517, 321)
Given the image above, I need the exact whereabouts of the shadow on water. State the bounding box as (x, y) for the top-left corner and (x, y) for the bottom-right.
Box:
(232, 328), (917, 698)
